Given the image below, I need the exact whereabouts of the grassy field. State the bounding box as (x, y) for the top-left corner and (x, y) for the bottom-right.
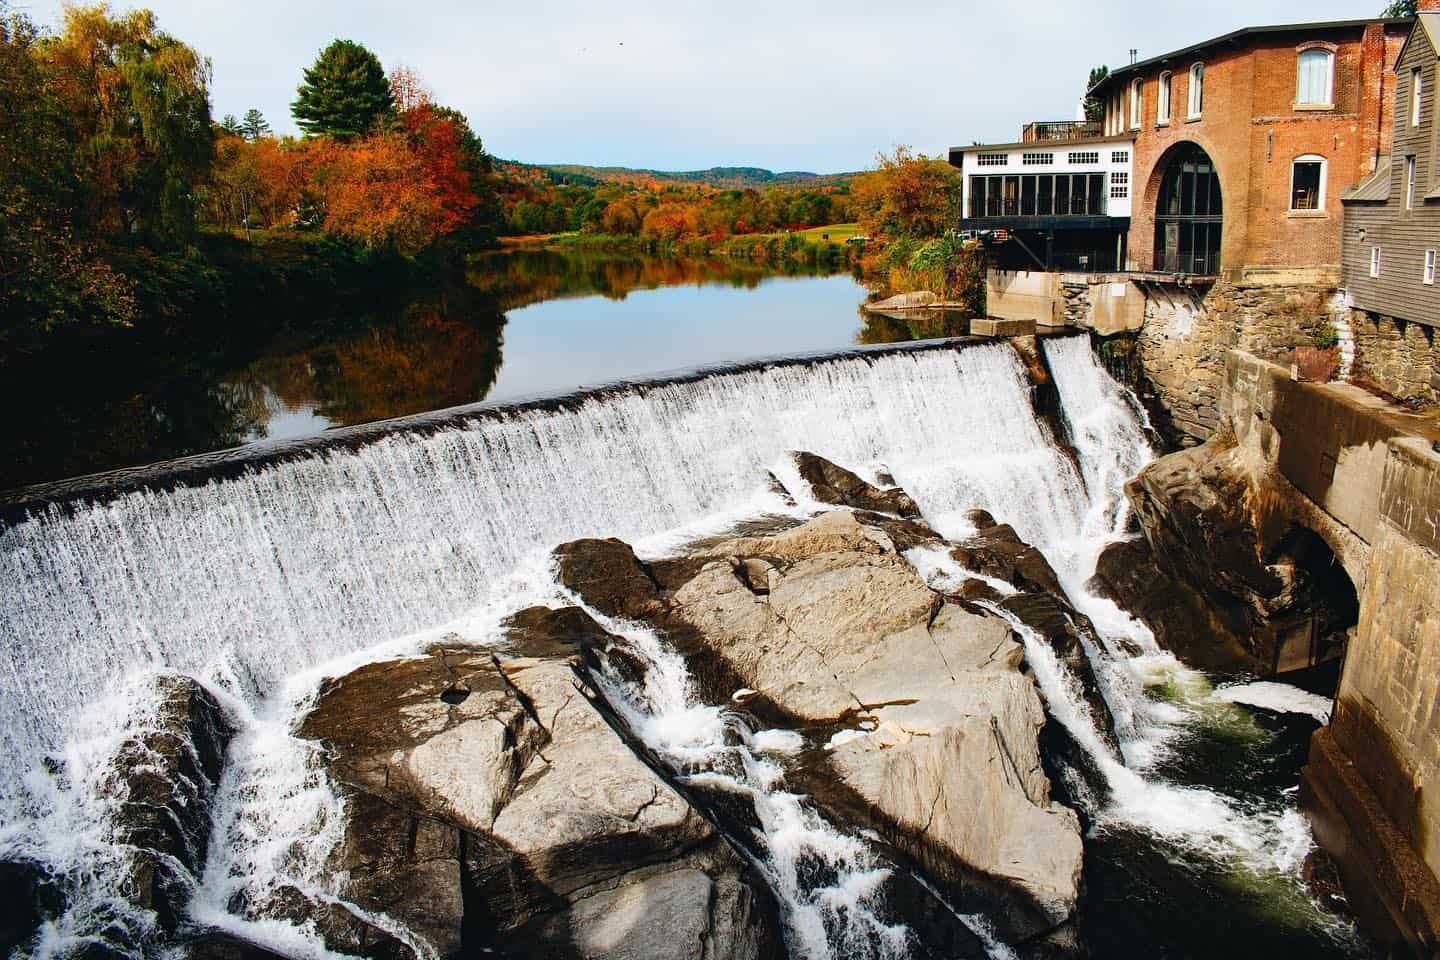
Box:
(777, 223), (863, 243)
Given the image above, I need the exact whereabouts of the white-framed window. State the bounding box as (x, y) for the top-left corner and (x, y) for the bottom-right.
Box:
(1068, 151), (1100, 164)
(1188, 62), (1204, 118)
(1111, 150), (1129, 163)
(976, 153), (1008, 167)
(1370, 246), (1382, 278)
(1022, 152), (1054, 165)
(1158, 72), (1172, 123)
(1296, 48), (1334, 106)
(1290, 155), (1327, 211)
(1425, 249), (1436, 286)
(1130, 78), (1143, 128)
(1413, 68), (1424, 127)
(1406, 155), (1417, 211)
(1110, 172), (1130, 199)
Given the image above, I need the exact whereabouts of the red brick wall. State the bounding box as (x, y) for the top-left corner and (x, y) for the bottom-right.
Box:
(1118, 22), (1406, 278)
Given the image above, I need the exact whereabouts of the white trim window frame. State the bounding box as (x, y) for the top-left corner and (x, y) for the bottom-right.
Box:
(1406, 155), (1417, 211)
(1157, 71), (1172, 124)
(1370, 246), (1382, 279)
(1295, 47), (1335, 108)
(1188, 62), (1204, 119)
(1413, 67), (1424, 128)
(1289, 155), (1327, 212)
(1425, 249), (1436, 286)
(1130, 78), (1143, 129)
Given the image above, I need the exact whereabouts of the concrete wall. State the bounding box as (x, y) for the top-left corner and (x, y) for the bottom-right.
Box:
(986, 270), (1065, 327)
(1220, 351), (1440, 953)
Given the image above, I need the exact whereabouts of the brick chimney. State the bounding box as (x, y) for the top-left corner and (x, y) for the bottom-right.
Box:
(1418, 0), (1440, 12)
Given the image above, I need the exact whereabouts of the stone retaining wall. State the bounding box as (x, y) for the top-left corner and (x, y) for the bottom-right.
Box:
(1348, 311), (1440, 404)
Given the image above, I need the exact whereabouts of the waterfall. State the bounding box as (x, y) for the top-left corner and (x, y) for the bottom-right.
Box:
(0, 335), (1335, 958)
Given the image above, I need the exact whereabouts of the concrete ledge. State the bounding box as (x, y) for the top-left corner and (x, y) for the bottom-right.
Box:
(971, 318), (1037, 337)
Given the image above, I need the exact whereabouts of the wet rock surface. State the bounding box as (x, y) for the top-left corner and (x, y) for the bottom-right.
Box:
(113, 675), (236, 934)
(552, 461), (1089, 946)
(292, 605), (778, 959)
(792, 451), (922, 519)
(1095, 436), (1357, 675)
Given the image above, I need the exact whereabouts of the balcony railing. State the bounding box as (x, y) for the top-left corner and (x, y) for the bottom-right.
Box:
(1021, 121), (1103, 143)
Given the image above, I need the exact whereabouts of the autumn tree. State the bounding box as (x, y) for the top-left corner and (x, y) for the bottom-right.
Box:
(240, 108), (271, 140)
(292, 39), (393, 139)
(39, 3), (214, 243)
(0, 3), (136, 360)
(851, 147), (962, 242)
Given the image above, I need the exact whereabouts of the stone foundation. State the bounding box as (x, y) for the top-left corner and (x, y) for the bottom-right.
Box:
(1347, 310), (1440, 404)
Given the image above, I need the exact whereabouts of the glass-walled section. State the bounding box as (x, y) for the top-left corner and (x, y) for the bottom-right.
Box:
(968, 173), (1108, 218)
(1153, 144), (1223, 274)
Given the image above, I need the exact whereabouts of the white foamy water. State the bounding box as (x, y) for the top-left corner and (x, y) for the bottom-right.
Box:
(0, 336), (1337, 958)
(1214, 682), (1334, 723)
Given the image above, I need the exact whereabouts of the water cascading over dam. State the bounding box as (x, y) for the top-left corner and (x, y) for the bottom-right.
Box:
(0, 336), (1343, 959)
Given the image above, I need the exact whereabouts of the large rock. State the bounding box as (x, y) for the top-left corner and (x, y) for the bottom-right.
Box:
(111, 675), (236, 934)
(1102, 435), (1357, 675)
(296, 606), (776, 959)
(561, 501), (1087, 943)
(790, 452), (922, 519)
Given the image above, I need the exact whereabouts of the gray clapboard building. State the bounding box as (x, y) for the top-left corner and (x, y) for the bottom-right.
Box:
(1342, 11), (1440, 328)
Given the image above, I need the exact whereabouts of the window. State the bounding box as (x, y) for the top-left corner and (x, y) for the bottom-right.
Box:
(1022, 152), (1054, 165)
(1112, 150), (1130, 163)
(1296, 48), (1334, 106)
(1406, 156), (1417, 211)
(1413, 68), (1424, 127)
(1290, 156), (1326, 211)
(1068, 151), (1100, 164)
(1370, 246), (1381, 278)
(1110, 171), (1130, 199)
(1425, 249), (1436, 286)
(1130, 78), (1143, 128)
(976, 153), (1008, 167)
(1188, 62), (1204, 118)
(1158, 72), (1172, 123)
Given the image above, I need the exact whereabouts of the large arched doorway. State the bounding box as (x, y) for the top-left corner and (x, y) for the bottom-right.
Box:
(1154, 143), (1223, 275)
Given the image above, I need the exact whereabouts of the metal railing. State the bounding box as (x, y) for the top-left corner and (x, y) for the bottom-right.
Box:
(1021, 121), (1103, 143)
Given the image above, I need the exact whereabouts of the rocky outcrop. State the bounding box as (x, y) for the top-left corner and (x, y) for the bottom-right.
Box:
(111, 675), (236, 934)
(1093, 434), (1357, 675)
(553, 495), (1086, 944)
(292, 606), (778, 960)
(791, 452), (921, 519)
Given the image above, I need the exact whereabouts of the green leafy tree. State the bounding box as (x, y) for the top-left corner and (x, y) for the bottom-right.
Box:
(240, 107), (271, 140)
(292, 39), (394, 139)
(220, 113), (242, 135)
(1083, 65), (1109, 122)
(1382, 0), (1417, 16)
(40, 3), (215, 244)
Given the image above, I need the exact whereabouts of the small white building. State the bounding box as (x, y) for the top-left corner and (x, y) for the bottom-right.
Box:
(950, 124), (1135, 272)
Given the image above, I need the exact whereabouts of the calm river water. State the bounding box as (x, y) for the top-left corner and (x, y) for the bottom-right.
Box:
(3, 250), (939, 489)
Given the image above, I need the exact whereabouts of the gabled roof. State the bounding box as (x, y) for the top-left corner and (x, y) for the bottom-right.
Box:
(1090, 18), (1407, 94)
(1394, 13), (1440, 69)
(1341, 155), (1391, 203)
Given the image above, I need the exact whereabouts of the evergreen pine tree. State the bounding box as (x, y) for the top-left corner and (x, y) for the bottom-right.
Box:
(291, 39), (393, 139)
(239, 108), (270, 140)
(220, 113), (242, 135)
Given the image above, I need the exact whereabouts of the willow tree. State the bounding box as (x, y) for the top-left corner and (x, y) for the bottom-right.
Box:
(39, 4), (214, 244)
(292, 40), (394, 139)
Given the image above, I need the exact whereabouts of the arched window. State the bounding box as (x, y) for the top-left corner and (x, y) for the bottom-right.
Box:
(1296, 48), (1335, 106)
(1188, 62), (1204, 118)
(1130, 78), (1143, 128)
(1157, 72), (1172, 124)
(1290, 154), (1327, 212)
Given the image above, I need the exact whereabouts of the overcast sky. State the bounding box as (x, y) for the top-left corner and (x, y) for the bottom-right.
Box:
(18, 0), (1381, 172)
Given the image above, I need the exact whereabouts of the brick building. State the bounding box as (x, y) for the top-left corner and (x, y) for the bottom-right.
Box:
(1089, 18), (1409, 282)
